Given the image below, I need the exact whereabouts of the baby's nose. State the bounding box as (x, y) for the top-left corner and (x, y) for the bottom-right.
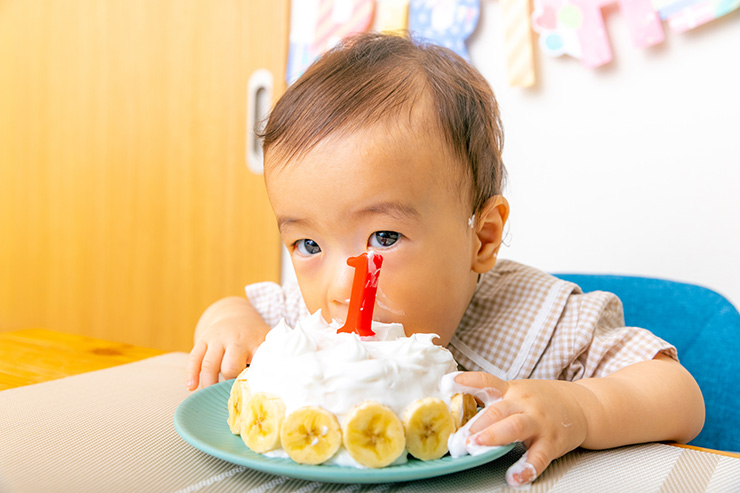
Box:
(330, 262), (354, 301)
(327, 259), (355, 311)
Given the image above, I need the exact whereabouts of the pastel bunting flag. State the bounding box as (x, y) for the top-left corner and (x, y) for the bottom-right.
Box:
(376, 0), (411, 33)
(532, 0), (663, 68)
(408, 0), (480, 60)
(500, 0), (535, 87)
(287, 0), (375, 82)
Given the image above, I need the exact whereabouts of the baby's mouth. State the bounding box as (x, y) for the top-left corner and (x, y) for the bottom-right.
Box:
(329, 306), (388, 327)
(330, 291), (404, 326)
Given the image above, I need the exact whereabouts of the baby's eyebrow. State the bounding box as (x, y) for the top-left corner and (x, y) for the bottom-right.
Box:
(353, 201), (421, 221)
(276, 216), (306, 233)
(276, 201), (420, 234)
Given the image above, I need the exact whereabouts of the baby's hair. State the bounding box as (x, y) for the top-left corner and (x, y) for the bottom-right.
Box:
(260, 31), (506, 214)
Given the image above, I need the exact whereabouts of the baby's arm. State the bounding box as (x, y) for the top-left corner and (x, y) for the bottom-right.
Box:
(185, 296), (271, 390)
(570, 354), (704, 448)
(457, 354), (704, 486)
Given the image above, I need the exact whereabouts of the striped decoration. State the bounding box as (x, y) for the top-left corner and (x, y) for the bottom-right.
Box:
(311, 0), (376, 55)
(500, 0), (535, 87)
(375, 0), (411, 34)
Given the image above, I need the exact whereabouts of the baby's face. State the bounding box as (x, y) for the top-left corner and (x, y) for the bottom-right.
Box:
(264, 121), (480, 345)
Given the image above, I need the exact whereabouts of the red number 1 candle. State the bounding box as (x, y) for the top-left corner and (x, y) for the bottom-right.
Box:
(337, 251), (383, 337)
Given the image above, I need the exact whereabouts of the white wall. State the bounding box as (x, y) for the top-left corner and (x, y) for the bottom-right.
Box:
(281, 5), (740, 309)
(467, 4), (740, 308)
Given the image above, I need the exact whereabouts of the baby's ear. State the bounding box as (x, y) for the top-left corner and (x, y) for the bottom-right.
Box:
(472, 196), (509, 274)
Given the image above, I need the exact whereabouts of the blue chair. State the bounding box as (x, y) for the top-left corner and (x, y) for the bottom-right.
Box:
(554, 273), (740, 452)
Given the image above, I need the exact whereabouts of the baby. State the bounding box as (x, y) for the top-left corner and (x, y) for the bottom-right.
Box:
(186, 32), (704, 486)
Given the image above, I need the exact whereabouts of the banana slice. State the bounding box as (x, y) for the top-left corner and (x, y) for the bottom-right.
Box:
(227, 379), (251, 435)
(280, 406), (342, 465)
(342, 401), (406, 468)
(449, 393), (477, 430)
(403, 397), (456, 461)
(241, 392), (286, 453)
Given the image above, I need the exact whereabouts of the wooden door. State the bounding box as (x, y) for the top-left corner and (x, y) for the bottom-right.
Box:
(0, 0), (289, 351)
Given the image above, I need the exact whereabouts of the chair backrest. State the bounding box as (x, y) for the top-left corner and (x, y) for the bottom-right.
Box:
(555, 273), (740, 452)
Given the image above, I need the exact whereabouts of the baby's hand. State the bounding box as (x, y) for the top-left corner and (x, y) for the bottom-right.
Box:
(454, 372), (590, 487)
(185, 296), (271, 390)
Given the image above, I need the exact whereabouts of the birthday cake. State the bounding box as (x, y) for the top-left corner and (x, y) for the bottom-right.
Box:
(227, 253), (482, 468)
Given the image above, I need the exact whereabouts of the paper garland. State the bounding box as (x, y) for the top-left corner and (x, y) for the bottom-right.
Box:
(530, 0), (740, 68)
(375, 0), (411, 32)
(287, 0), (375, 82)
(532, 0), (664, 68)
(407, 0), (480, 60)
(500, 0), (536, 87)
(654, 0), (740, 32)
(286, 0), (739, 86)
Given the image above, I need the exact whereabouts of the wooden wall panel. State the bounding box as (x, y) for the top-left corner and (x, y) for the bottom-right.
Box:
(0, 0), (289, 351)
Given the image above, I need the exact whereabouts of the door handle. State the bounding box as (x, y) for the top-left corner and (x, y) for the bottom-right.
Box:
(246, 68), (274, 174)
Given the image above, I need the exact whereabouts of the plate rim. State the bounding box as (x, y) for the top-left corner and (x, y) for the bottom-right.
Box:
(174, 380), (515, 484)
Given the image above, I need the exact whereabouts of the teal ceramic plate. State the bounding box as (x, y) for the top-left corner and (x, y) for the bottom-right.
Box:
(174, 380), (515, 484)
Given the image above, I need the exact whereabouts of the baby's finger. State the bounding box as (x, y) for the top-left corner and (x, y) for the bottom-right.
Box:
(453, 371), (507, 405)
(199, 344), (226, 389)
(454, 371), (506, 390)
(467, 400), (517, 435)
(505, 442), (553, 487)
(186, 341), (207, 391)
(471, 411), (536, 448)
(221, 345), (249, 380)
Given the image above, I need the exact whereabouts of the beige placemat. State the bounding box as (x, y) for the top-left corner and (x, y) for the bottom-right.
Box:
(1, 353), (739, 492)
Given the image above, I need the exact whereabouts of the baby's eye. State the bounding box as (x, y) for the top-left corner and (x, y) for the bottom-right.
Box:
(294, 239), (322, 256)
(368, 231), (401, 248)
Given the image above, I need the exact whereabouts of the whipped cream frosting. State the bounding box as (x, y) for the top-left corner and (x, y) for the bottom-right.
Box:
(238, 310), (462, 466)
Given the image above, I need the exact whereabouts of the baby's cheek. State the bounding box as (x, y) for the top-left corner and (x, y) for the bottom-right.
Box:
(372, 287), (407, 322)
(319, 308), (332, 323)
(299, 293), (326, 320)
(433, 324), (458, 346)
